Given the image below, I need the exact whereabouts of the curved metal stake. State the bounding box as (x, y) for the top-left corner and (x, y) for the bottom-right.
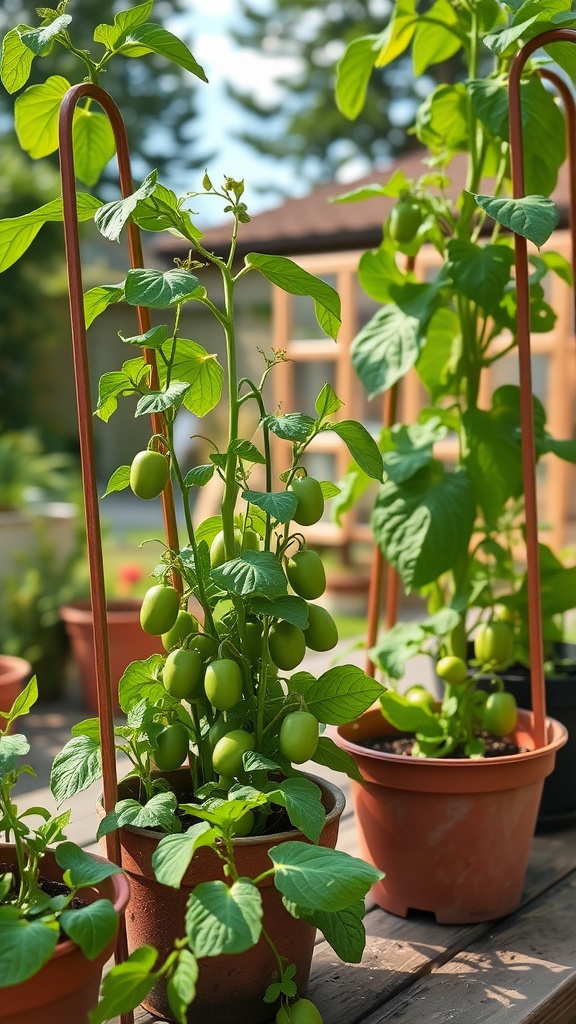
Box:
(58, 83), (182, 1018)
(508, 28), (576, 747)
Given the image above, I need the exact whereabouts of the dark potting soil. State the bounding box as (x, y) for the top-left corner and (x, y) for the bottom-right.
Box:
(359, 732), (526, 758)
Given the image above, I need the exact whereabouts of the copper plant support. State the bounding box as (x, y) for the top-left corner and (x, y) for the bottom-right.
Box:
(508, 29), (576, 747)
(58, 83), (182, 1016)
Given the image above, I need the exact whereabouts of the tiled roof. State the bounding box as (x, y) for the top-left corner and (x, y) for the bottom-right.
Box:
(155, 147), (570, 263)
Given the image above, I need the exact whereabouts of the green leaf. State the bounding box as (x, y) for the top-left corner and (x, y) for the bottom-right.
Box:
(125, 267), (201, 308)
(94, 1), (154, 47)
(446, 240), (513, 312)
(265, 413), (316, 442)
(95, 357), (148, 422)
(211, 550), (287, 599)
(72, 109), (116, 187)
(1, 25), (35, 94)
(326, 420), (383, 481)
(464, 406), (523, 524)
(473, 193), (559, 248)
(242, 489), (299, 524)
(152, 822), (216, 889)
(0, 917), (58, 985)
(267, 777), (326, 843)
(0, 733), (30, 775)
(380, 419), (445, 485)
(372, 465), (476, 592)
(412, 0), (461, 75)
(270, 842), (382, 913)
(55, 842), (123, 889)
(116, 23), (207, 82)
(315, 382), (344, 420)
(335, 34), (381, 120)
(84, 283), (125, 328)
(352, 304), (422, 398)
(185, 879), (263, 957)
(312, 736), (364, 783)
(135, 380), (191, 417)
(20, 14), (72, 55)
(95, 170), (158, 241)
(184, 464), (215, 488)
(50, 735), (102, 804)
(96, 793), (178, 840)
(88, 946), (158, 1024)
(60, 899), (118, 960)
(380, 691), (440, 734)
(304, 900), (366, 963)
(519, 77), (566, 196)
(158, 338), (223, 417)
(416, 308), (461, 401)
(375, 0), (418, 66)
(358, 245), (406, 303)
(3, 675), (37, 725)
(166, 949), (199, 1024)
(483, 15), (541, 55)
(321, 480), (341, 499)
(71, 718), (101, 740)
(248, 595), (309, 629)
(120, 654), (167, 713)
(291, 665), (384, 725)
(15, 74), (70, 158)
(119, 324), (168, 349)
(230, 439), (266, 464)
(0, 192), (102, 273)
(415, 83), (469, 155)
(246, 253), (341, 341)
(102, 465), (130, 497)
(468, 77), (509, 140)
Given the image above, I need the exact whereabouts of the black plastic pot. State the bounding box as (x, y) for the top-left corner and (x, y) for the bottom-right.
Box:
(459, 641), (576, 830)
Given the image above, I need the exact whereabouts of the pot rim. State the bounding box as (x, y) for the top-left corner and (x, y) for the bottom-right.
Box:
(97, 770), (346, 844)
(0, 654), (33, 676)
(334, 707), (567, 769)
(0, 843), (130, 962)
(60, 598), (143, 623)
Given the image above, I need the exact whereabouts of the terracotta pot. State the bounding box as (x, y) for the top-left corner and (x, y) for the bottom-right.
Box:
(60, 599), (164, 712)
(334, 708), (567, 924)
(0, 843), (130, 1024)
(98, 771), (345, 1023)
(0, 655), (32, 733)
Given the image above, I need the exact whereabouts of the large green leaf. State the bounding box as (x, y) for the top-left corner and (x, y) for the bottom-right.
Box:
(55, 842), (124, 889)
(326, 421), (383, 481)
(242, 489), (299, 524)
(95, 357), (148, 422)
(211, 551), (287, 599)
(84, 283), (125, 328)
(520, 77), (566, 196)
(0, 733), (30, 775)
(95, 171), (158, 241)
(88, 946), (158, 1024)
(96, 793), (178, 840)
(266, 776), (326, 843)
(290, 666), (383, 725)
(185, 879), (263, 957)
(311, 736), (364, 783)
(473, 194), (559, 248)
(265, 413), (316, 442)
(50, 735), (102, 804)
(124, 268), (201, 308)
(115, 23), (207, 82)
(1, 25), (35, 94)
(245, 253), (341, 341)
(118, 654), (165, 713)
(166, 949), (199, 1024)
(335, 34), (381, 120)
(270, 843), (382, 913)
(0, 916), (58, 985)
(303, 900), (366, 963)
(415, 84), (469, 154)
(412, 0), (462, 75)
(60, 899), (119, 960)
(72, 109), (116, 187)
(248, 595), (309, 629)
(416, 308), (461, 400)
(157, 338), (223, 417)
(446, 240), (513, 312)
(14, 74), (69, 158)
(380, 419), (446, 485)
(20, 14), (71, 55)
(352, 304), (422, 399)
(94, 1), (154, 47)
(0, 192), (102, 273)
(135, 381), (191, 417)
(151, 822), (216, 889)
(357, 243), (407, 303)
(372, 464), (475, 592)
(464, 405), (523, 524)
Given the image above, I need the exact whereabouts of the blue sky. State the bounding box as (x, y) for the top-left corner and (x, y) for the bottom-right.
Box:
(168, 0), (305, 223)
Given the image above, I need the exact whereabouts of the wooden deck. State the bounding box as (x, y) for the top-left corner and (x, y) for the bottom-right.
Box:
(21, 700), (576, 1024)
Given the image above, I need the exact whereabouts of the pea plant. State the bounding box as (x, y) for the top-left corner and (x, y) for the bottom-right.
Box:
(0, 677), (123, 986)
(0, 3), (386, 1020)
(333, 0), (576, 683)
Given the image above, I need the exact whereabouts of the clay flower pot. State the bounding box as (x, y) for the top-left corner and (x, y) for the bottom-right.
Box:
(334, 708), (567, 924)
(60, 599), (164, 712)
(0, 655), (32, 732)
(98, 772), (345, 1024)
(0, 843), (130, 1024)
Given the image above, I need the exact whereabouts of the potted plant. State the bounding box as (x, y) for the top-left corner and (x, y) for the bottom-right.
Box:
(0, 675), (130, 1023)
(326, 2), (575, 914)
(0, 5), (386, 1021)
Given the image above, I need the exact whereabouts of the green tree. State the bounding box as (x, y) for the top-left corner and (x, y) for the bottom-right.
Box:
(0, 0), (210, 189)
(227, 0), (443, 191)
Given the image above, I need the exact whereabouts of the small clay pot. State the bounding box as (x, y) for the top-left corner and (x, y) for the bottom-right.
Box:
(98, 771), (345, 1023)
(0, 843), (130, 1024)
(0, 655), (32, 733)
(334, 708), (567, 924)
